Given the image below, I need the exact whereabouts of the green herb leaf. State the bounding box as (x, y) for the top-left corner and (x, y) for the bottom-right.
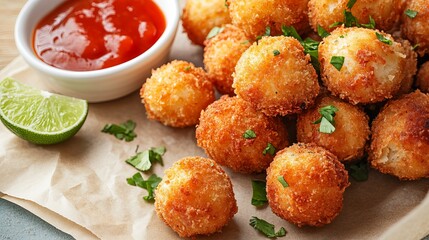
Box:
(314, 105), (338, 134)
(241, 40), (250, 45)
(263, 143), (276, 156)
(412, 44), (420, 51)
(405, 9), (418, 19)
(102, 120), (137, 142)
(302, 37), (321, 73)
(244, 129), (257, 139)
(329, 21), (343, 28)
(281, 25), (302, 41)
(126, 173), (162, 202)
(206, 27), (224, 39)
(251, 180), (268, 206)
(256, 26), (271, 41)
(277, 176), (289, 188)
(330, 56), (345, 71)
(344, 10), (359, 27)
(347, 161), (369, 181)
(375, 32), (392, 45)
(317, 25), (330, 38)
(126, 147), (166, 171)
(360, 16), (376, 29)
(273, 50), (280, 56)
(249, 216), (287, 238)
(184, 66), (191, 71)
(347, 0), (357, 9)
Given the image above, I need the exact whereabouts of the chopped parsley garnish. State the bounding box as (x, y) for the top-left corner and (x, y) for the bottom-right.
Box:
(126, 147), (166, 171)
(256, 26), (271, 41)
(263, 143), (276, 156)
(405, 9), (418, 19)
(314, 105), (339, 134)
(127, 173), (162, 202)
(344, 10), (359, 27)
(412, 44), (420, 51)
(102, 120), (137, 142)
(251, 180), (268, 207)
(346, 0), (357, 9)
(241, 40), (250, 45)
(317, 25), (330, 38)
(360, 16), (376, 29)
(250, 217), (287, 238)
(244, 129), (257, 139)
(277, 176), (289, 188)
(206, 26), (224, 39)
(347, 161), (369, 182)
(184, 66), (191, 71)
(375, 32), (392, 45)
(330, 56), (345, 71)
(281, 25), (302, 41)
(273, 50), (280, 56)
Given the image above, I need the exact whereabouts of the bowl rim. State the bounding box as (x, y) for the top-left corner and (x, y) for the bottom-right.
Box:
(14, 0), (180, 80)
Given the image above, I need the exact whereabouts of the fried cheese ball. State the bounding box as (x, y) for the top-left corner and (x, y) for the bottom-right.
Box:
(416, 61), (429, 93)
(266, 143), (350, 227)
(297, 95), (370, 162)
(369, 91), (429, 180)
(203, 24), (251, 95)
(319, 27), (407, 105)
(233, 36), (320, 116)
(196, 96), (289, 173)
(308, 0), (404, 32)
(155, 156), (238, 238)
(182, 0), (231, 46)
(140, 60), (215, 127)
(401, 0), (429, 56)
(396, 38), (418, 95)
(227, 0), (309, 39)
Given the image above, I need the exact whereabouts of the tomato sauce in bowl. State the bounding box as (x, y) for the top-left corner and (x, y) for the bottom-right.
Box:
(33, 0), (166, 71)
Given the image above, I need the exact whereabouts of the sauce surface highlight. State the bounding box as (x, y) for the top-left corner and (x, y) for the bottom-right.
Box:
(33, 0), (166, 71)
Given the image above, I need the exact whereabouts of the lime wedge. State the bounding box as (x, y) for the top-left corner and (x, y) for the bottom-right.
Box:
(0, 78), (88, 144)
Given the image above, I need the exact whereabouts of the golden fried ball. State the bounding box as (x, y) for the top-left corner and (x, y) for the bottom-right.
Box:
(266, 143), (350, 227)
(155, 156), (237, 238)
(203, 24), (251, 95)
(196, 95), (289, 173)
(297, 95), (370, 162)
(396, 38), (418, 95)
(401, 0), (429, 56)
(227, 0), (309, 40)
(319, 27), (407, 105)
(308, 0), (404, 32)
(369, 91), (429, 180)
(416, 61), (429, 93)
(140, 60), (215, 127)
(182, 0), (231, 46)
(233, 36), (319, 116)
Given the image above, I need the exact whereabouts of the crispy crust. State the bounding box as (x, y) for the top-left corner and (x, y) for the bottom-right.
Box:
(369, 91), (429, 180)
(233, 36), (320, 116)
(140, 60), (215, 127)
(182, 0), (231, 46)
(203, 24), (251, 95)
(266, 143), (350, 227)
(227, 0), (309, 40)
(297, 95), (370, 162)
(155, 157), (238, 238)
(401, 0), (429, 56)
(196, 95), (289, 173)
(319, 27), (407, 104)
(416, 61), (429, 93)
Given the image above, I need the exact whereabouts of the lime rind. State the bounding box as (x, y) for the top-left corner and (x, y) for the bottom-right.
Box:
(0, 78), (88, 144)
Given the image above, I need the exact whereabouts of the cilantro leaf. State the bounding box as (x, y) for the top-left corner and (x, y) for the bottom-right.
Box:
(250, 216), (287, 238)
(347, 161), (369, 181)
(344, 10), (359, 27)
(347, 0), (357, 9)
(244, 129), (257, 139)
(126, 173), (162, 202)
(206, 27), (224, 39)
(277, 176), (289, 188)
(330, 56), (345, 71)
(360, 16), (376, 29)
(314, 105), (338, 134)
(281, 25), (302, 41)
(263, 143), (276, 156)
(126, 147), (166, 171)
(376, 32), (392, 45)
(273, 50), (280, 56)
(317, 25), (330, 38)
(102, 120), (137, 141)
(405, 9), (418, 19)
(251, 180), (268, 207)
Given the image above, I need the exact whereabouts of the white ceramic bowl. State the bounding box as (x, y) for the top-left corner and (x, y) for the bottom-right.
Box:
(15, 0), (180, 102)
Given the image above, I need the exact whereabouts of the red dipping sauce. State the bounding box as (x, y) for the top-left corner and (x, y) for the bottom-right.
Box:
(33, 0), (166, 71)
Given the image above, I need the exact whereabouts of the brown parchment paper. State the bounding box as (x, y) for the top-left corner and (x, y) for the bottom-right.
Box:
(1, 10), (429, 240)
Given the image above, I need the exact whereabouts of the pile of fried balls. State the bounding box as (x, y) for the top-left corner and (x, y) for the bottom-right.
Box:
(139, 0), (429, 237)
